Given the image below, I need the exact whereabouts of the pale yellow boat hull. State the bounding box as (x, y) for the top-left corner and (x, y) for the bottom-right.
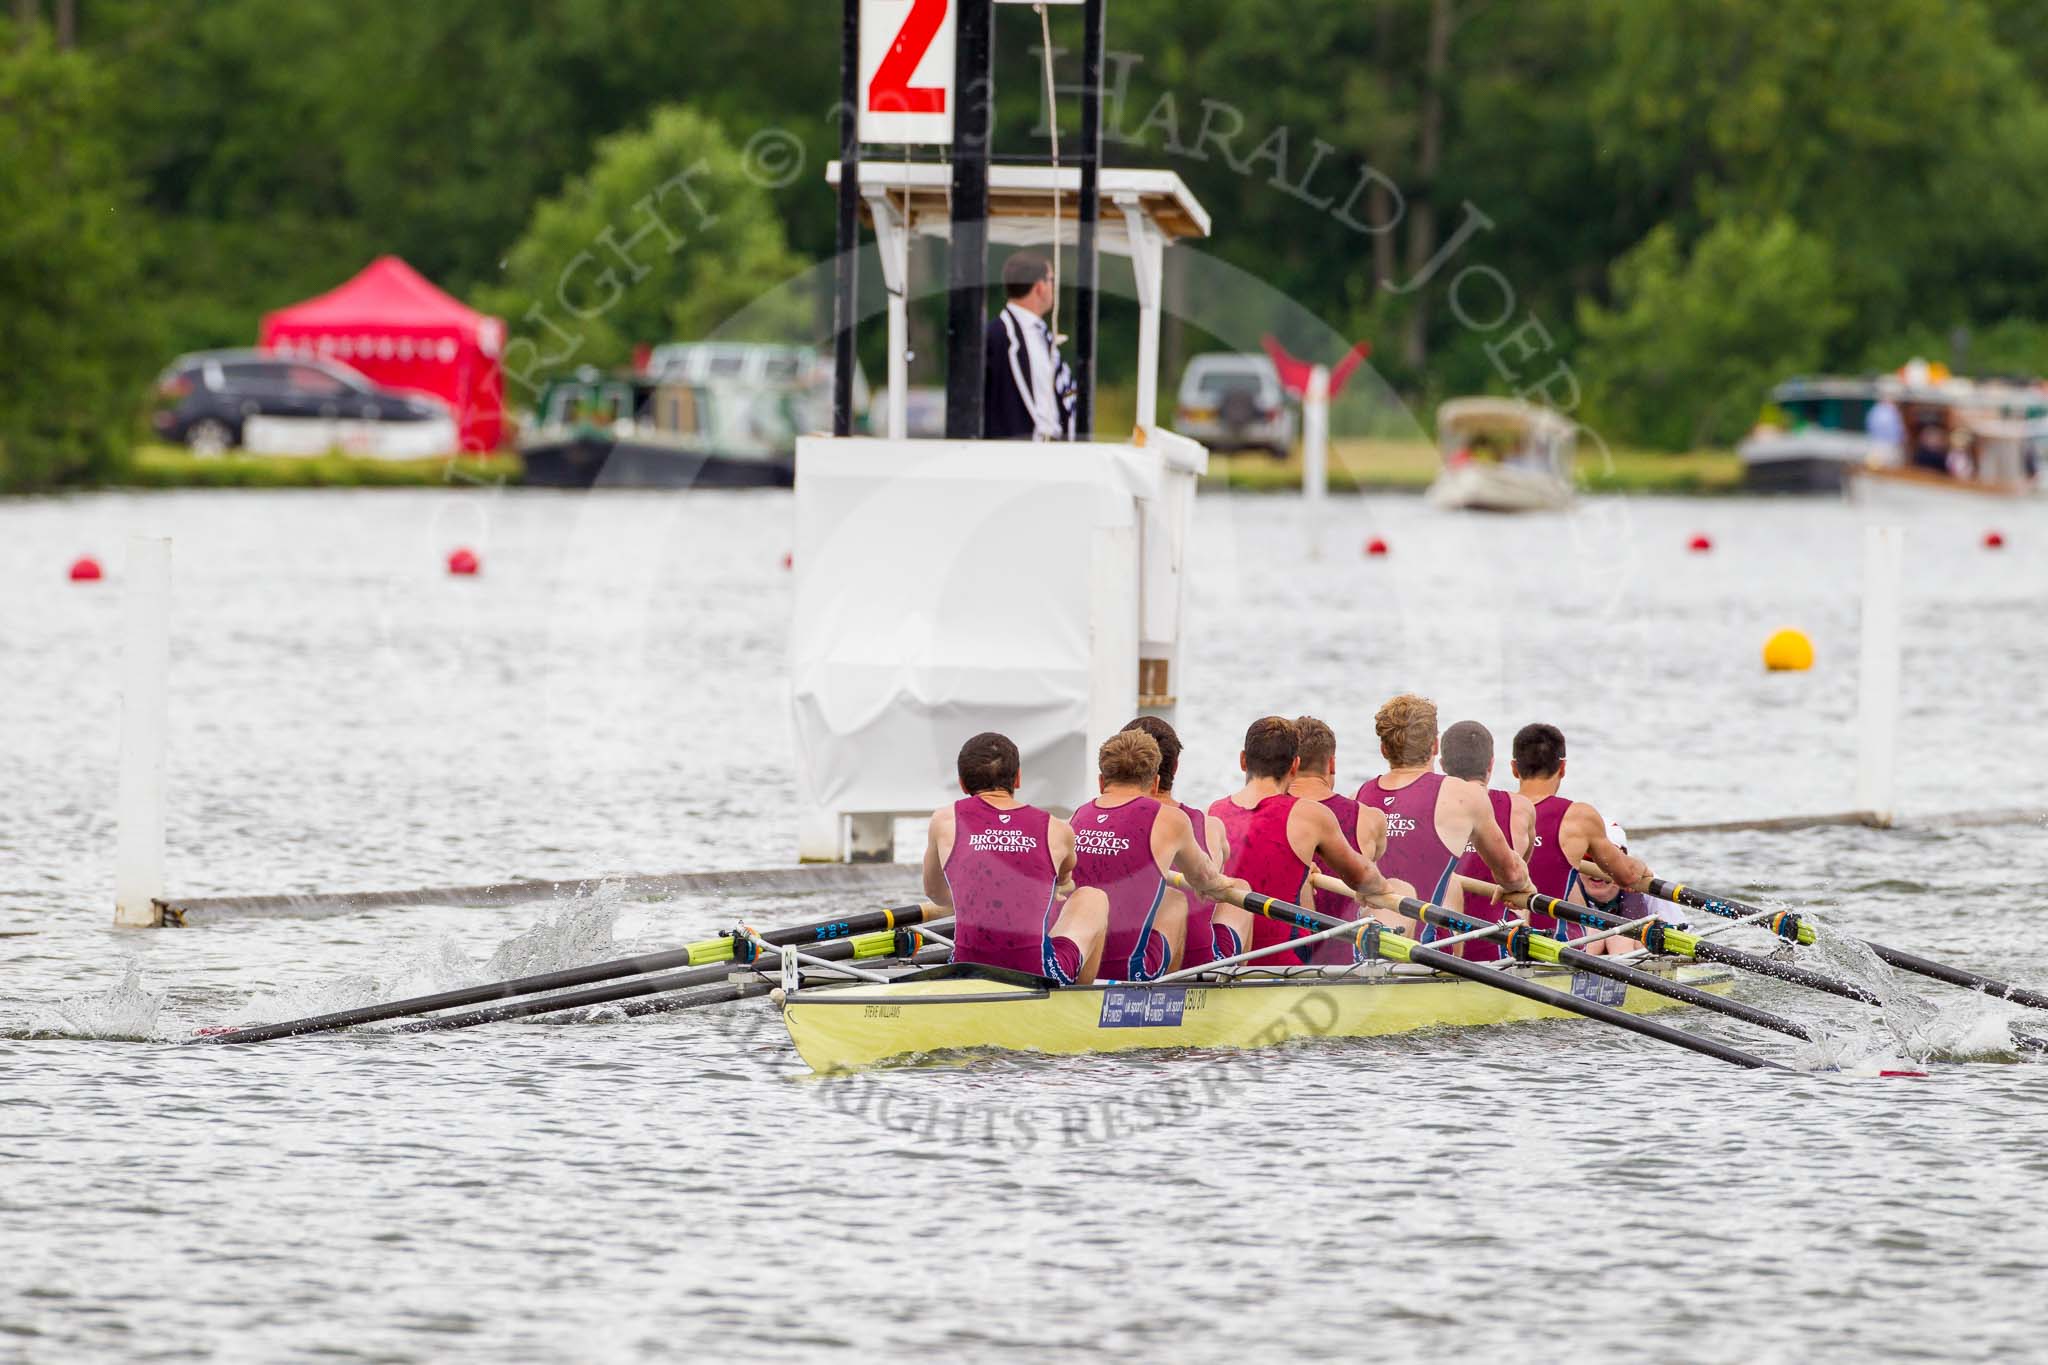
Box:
(782, 960), (1735, 1072)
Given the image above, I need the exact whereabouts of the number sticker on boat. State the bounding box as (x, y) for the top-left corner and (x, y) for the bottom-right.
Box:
(1569, 972), (1630, 1008)
(1098, 987), (1187, 1029)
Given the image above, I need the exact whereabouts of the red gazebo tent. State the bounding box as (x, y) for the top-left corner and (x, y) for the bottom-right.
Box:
(260, 256), (506, 451)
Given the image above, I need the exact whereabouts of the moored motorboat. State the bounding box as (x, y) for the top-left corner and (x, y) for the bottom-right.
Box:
(1426, 398), (1575, 512)
(519, 370), (795, 489)
(780, 957), (1734, 1072)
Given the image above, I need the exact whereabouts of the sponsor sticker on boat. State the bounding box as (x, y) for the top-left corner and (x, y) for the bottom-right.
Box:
(1569, 972), (1630, 1008)
(1098, 986), (1187, 1029)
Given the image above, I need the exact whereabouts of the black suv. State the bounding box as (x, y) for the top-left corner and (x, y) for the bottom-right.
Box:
(150, 350), (449, 454)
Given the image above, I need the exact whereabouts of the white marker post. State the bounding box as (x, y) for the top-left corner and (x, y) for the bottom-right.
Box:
(115, 536), (171, 928)
(1854, 524), (1904, 827)
(1301, 363), (1330, 557)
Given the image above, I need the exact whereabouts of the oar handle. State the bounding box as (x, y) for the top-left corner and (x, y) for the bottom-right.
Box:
(1577, 858), (1660, 889)
(1292, 871), (1411, 914)
(1451, 873), (1532, 907)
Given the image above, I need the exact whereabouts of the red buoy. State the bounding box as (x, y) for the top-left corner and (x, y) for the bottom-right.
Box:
(446, 547), (480, 576)
(781, 551), (794, 571)
(1984, 530), (2006, 550)
(1687, 533), (1714, 553)
(1364, 537), (1389, 558)
(68, 556), (102, 582)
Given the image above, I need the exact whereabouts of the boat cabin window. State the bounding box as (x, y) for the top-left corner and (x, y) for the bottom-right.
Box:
(1777, 396), (1873, 432)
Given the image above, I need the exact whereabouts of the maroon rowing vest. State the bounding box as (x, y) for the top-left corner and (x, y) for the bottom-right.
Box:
(1527, 793), (1582, 939)
(1072, 795), (1168, 981)
(1208, 792), (1311, 965)
(1308, 792), (1365, 966)
(945, 796), (1061, 974)
(1178, 800), (1218, 968)
(1356, 772), (1459, 903)
(1453, 788), (1516, 963)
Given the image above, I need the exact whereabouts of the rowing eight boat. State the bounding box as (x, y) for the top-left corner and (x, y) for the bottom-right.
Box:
(781, 957), (1736, 1072)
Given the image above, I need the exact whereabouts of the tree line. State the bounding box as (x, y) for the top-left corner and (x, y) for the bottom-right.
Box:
(6, 0), (2048, 487)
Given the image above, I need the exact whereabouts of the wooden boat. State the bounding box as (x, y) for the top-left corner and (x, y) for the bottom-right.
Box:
(1426, 398), (1575, 513)
(780, 956), (1734, 1072)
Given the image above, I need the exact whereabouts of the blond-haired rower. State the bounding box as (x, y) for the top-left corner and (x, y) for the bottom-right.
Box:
(1356, 694), (1532, 956)
(1065, 730), (1246, 982)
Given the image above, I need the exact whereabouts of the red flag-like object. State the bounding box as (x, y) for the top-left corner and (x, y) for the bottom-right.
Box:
(1263, 336), (1373, 398)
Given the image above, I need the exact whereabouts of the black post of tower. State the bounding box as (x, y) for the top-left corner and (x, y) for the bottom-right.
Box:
(1073, 0), (1106, 439)
(944, 0), (995, 439)
(832, 0), (861, 437)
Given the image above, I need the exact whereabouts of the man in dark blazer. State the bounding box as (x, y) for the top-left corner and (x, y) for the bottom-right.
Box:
(983, 251), (1075, 441)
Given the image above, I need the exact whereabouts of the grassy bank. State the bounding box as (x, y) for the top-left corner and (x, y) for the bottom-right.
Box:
(115, 438), (1742, 496)
(123, 444), (521, 488)
(1206, 439), (1744, 495)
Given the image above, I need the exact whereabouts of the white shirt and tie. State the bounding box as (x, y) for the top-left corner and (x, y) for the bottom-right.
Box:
(997, 302), (1075, 442)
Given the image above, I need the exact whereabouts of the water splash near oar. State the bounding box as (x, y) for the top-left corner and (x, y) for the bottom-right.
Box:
(18, 963), (169, 1042)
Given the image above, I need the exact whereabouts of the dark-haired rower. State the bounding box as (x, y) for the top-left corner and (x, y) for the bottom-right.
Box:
(1121, 714), (1254, 968)
(1511, 722), (1649, 952)
(923, 732), (1106, 983)
(1210, 716), (1392, 968)
(1440, 719), (1534, 964)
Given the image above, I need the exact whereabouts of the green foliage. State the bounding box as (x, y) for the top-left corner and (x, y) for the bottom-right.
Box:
(0, 37), (155, 490)
(475, 105), (809, 398)
(1578, 218), (1848, 451)
(18, 0), (2048, 481)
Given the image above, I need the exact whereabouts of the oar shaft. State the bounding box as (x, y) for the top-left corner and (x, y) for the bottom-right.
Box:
(618, 945), (954, 1019)
(1524, 888), (1885, 1007)
(1640, 877), (2048, 1015)
(1227, 888), (1786, 1071)
(397, 921), (952, 1033)
(200, 902), (941, 1045)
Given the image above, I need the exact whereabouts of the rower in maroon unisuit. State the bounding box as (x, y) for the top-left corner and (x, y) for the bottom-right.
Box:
(1439, 719), (1535, 964)
(1208, 716), (1391, 966)
(1287, 715), (1389, 965)
(1119, 714), (1248, 969)
(922, 732), (1105, 983)
(1355, 694), (1531, 954)
(1067, 730), (1245, 980)
(1511, 722), (1650, 951)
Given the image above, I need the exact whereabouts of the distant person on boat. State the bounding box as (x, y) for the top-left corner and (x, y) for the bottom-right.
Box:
(1439, 719), (1535, 964)
(1209, 716), (1394, 967)
(1356, 695), (1532, 956)
(923, 732), (1105, 983)
(1865, 396), (1905, 464)
(1911, 421), (1953, 475)
(1121, 714), (1255, 968)
(1288, 716), (1389, 965)
(1510, 722), (1650, 953)
(984, 251), (1076, 442)
(1066, 730), (1246, 981)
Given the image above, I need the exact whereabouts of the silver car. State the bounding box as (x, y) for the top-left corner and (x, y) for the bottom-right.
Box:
(1174, 353), (1296, 458)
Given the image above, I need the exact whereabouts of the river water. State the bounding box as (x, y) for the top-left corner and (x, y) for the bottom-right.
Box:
(3, 488), (2047, 1361)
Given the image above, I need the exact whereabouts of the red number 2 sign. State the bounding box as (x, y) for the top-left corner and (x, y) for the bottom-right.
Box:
(869, 0), (948, 116)
(859, 0), (956, 144)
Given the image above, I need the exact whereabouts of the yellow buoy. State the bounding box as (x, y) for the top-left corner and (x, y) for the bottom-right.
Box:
(1763, 628), (1815, 672)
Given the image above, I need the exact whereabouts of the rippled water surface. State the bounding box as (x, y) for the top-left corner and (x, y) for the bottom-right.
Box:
(4, 488), (2048, 1361)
